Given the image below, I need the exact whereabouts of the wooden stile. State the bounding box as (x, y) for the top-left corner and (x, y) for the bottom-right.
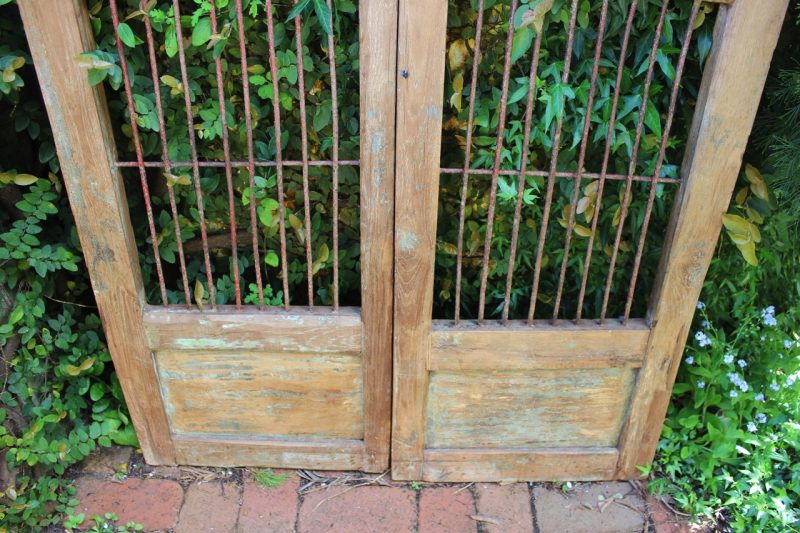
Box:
(18, 0), (175, 464)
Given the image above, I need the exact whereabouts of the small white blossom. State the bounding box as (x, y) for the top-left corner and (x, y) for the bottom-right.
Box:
(784, 340), (794, 349)
(770, 433), (778, 441)
(685, 356), (694, 365)
(730, 390), (738, 398)
(770, 382), (779, 391)
(702, 320), (710, 329)
(696, 301), (705, 310)
(747, 422), (757, 433)
(724, 354), (734, 364)
(788, 373), (798, 387)
(738, 359), (747, 368)
(761, 306), (778, 327)
(755, 393), (765, 402)
(694, 331), (711, 347)
(756, 413), (767, 424)
(697, 381), (705, 389)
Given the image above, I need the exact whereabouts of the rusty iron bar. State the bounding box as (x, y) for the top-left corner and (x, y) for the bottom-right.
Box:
(109, 0), (168, 305)
(453, 0), (485, 325)
(172, 0), (216, 307)
(141, 7), (191, 307)
(551, 0), (610, 322)
(501, 30), (543, 324)
(599, 0), (670, 324)
(575, 0), (640, 321)
(116, 160), (359, 168)
(233, 0), (266, 308)
(440, 167), (679, 184)
(326, 0), (340, 310)
(527, 0), (581, 324)
(293, 2), (315, 308)
(477, 0), (519, 324)
(623, 0), (703, 323)
(210, 1), (241, 308)
(265, 0), (291, 309)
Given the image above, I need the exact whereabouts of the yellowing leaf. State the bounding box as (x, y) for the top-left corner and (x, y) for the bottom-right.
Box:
(12, 174), (38, 186)
(288, 213), (303, 231)
(164, 172), (191, 187)
(736, 239), (758, 266)
(448, 39), (469, 71)
(519, 0), (555, 33)
(316, 242), (330, 264)
(194, 279), (205, 311)
(734, 186), (748, 206)
(573, 224), (593, 238)
(438, 241), (458, 255)
(74, 53), (113, 70)
(2, 68), (15, 83)
(583, 180), (599, 196)
(744, 163), (769, 200)
(721, 213), (752, 236)
(10, 56), (24, 70)
(746, 206), (764, 225)
(450, 73), (464, 111)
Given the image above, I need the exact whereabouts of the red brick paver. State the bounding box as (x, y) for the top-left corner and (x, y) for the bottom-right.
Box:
(176, 481), (241, 533)
(237, 471), (300, 532)
(646, 493), (692, 533)
(419, 486), (477, 533)
(474, 483), (533, 533)
(298, 485), (416, 533)
(74, 477), (183, 531)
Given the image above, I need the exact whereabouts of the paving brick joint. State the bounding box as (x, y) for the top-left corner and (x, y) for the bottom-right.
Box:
(69, 447), (694, 533)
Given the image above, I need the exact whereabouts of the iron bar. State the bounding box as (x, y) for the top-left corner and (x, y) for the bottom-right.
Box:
(326, 0), (340, 310)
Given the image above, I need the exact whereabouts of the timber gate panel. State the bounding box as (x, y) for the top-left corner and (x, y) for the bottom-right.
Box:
(21, 0), (396, 471)
(392, 0), (787, 481)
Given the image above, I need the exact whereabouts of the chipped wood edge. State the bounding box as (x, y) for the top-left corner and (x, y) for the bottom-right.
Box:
(615, 0), (790, 478)
(18, 0), (175, 464)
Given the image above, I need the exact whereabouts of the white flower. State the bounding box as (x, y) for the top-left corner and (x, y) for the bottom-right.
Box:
(696, 301), (705, 310)
(738, 359), (747, 368)
(685, 356), (694, 365)
(730, 390), (738, 398)
(784, 340), (794, 349)
(755, 393), (765, 402)
(756, 413), (767, 424)
(724, 353), (734, 364)
(698, 381), (705, 389)
(702, 320), (710, 329)
(788, 373), (798, 387)
(739, 382), (749, 393)
(694, 331), (711, 347)
(747, 422), (757, 432)
(770, 382), (779, 391)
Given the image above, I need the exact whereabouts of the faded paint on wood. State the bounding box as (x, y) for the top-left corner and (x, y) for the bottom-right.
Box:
(359, 0), (398, 472)
(615, 0), (789, 478)
(426, 369), (634, 449)
(144, 306), (361, 354)
(430, 320), (649, 370)
(422, 448), (619, 482)
(157, 350), (364, 439)
(18, 0), (174, 463)
(173, 435), (364, 469)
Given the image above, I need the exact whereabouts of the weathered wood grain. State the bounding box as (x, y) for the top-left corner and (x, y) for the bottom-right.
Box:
(392, 0), (449, 480)
(426, 368), (634, 449)
(430, 320), (649, 370)
(359, 0), (397, 473)
(18, 0), (174, 463)
(143, 306), (361, 354)
(422, 448), (619, 482)
(615, 0), (789, 477)
(157, 350), (364, 439)
(173, 435), (364, 469)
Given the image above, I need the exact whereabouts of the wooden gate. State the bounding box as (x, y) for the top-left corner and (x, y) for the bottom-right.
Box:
(392, 0), (787, 481)
(20, 0), (786, 480)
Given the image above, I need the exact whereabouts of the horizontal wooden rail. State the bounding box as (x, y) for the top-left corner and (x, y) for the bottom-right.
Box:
(429, 320), (650, 370)
(422, 448), (619, 482)
(143, 306), (361, 354)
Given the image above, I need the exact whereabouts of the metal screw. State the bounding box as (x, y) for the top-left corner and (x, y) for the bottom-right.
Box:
(401, 69), (409, 79)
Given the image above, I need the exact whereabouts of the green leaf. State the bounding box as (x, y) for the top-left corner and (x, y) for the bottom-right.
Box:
(116, 22), (136, 48)
(511, 26), (534, 63)
(287, 0), (312, 21)
(265, 250), (279, 267)
(312, 0), (332, 36)
(644, 102), (662, 138)
(191, 18), (213, 47)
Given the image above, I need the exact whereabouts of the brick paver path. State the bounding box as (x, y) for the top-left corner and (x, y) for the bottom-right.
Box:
(71, 447), (691, 532)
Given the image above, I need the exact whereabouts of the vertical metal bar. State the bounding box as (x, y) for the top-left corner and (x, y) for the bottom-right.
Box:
(234, 0), (266, 307)
(326, 0), (340, 310)
(502, 31), (542, 324)
(453, 0), (485, 325)
(599, 0), (670, 323)
(575, 0), (639, 320)
(527, 0), (581, 324)
(210, 1), (241, 308)
(142, 9), (192, 306)
(477, 0), (518, 324)
(552, 0), (609, 321)
(172, 0), (216, 307)
(109, 0), (168, 306)
(265, 0), (291, 309)
(293, 2), (315, 308)
(623, 0), (702, 323)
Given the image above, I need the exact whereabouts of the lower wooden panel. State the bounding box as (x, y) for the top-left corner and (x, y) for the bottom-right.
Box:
(173, 435), (365, 469)
(426, 368), (635, 448)
(156, 350), (364, 439)
(422, 448), (619, 481)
